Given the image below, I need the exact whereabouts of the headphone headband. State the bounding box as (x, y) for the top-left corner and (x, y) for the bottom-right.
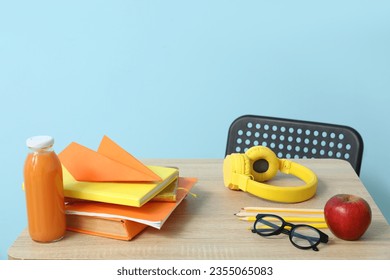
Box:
(223, 146), (318, 203)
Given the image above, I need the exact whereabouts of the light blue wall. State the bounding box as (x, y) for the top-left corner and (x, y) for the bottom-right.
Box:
(1, 1), (389, 259)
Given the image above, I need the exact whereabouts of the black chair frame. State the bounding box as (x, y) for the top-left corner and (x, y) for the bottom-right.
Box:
(226, 115), (364, 175)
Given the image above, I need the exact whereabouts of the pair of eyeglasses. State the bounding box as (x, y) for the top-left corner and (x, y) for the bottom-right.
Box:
(251, 214), (329, 251)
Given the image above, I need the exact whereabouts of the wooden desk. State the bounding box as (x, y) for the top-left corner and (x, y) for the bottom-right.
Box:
(8, 159), (390, 260)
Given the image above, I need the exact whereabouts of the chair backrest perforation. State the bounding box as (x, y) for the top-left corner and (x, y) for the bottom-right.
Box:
(226, 115), (364, 175)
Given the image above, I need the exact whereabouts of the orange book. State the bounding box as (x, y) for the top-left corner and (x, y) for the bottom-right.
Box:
(66, 215), (147, 241)
(65, 177), (197, 231)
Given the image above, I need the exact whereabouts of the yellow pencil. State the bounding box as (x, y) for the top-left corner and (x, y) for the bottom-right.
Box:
(241, 207), (324, 215)
(239, 216), (326, 223)
(235, 212), (324, 218)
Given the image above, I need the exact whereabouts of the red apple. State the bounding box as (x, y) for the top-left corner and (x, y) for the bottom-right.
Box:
(324, 194), (372, 241)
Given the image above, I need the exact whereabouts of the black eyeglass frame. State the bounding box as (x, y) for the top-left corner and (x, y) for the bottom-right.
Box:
(251, 213), (329, 251)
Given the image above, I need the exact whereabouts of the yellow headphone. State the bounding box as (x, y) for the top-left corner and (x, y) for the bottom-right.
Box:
(223, 146), (318, 203)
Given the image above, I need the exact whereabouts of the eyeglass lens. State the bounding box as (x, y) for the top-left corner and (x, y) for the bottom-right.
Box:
(254, 215), (322, 250)
(290, 226), (321, 250)
(254, 216), (284, 235)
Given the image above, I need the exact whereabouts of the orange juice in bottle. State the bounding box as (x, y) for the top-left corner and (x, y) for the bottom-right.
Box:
(23, 135), (66, 242)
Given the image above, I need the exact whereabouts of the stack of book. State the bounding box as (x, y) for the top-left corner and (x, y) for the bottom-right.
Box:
(58, 135), (197, 240)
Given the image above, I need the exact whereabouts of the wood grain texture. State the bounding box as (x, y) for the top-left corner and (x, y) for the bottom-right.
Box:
(8, 159), (390, 260)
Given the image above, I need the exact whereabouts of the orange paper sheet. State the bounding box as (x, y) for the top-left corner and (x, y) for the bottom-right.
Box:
(65, 177), (197, 229)
(97, 135), (161, 181)
(58, 136), (161, 182)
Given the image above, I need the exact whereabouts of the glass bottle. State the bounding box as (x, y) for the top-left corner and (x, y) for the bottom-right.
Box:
(23, 135), (66, 242)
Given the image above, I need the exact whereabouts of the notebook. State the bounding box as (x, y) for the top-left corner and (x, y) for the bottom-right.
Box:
(63, 165), (179, 207)
(65, 177), (197, 229)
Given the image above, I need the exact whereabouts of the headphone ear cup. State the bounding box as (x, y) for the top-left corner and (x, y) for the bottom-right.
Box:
(245, 146), (279, 182)
(223, 153), (251, 190)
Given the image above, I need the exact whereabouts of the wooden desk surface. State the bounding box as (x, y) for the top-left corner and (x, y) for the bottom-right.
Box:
(8, 159), (390, 260)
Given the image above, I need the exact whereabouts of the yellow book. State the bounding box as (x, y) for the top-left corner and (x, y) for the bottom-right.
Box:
(151, 177), (178, 202)
(63, 165), (179, 207)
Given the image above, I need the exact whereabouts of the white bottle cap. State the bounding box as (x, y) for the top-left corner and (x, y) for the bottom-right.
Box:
(26, 135), (54, 149)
